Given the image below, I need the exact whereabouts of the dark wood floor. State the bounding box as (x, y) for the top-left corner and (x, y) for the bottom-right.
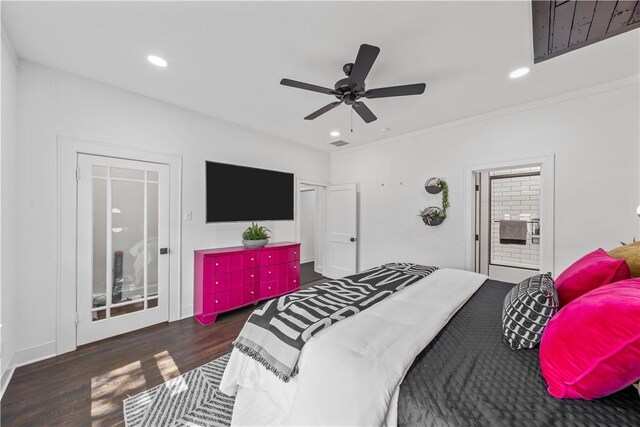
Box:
(300, 261), (324, 284)
(1, 279), (325, 426)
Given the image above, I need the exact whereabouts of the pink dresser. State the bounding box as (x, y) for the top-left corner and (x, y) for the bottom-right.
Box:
(194, 242), (301, 325)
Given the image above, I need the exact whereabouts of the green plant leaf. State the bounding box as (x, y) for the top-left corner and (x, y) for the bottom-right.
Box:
(243, 222), (271, 240)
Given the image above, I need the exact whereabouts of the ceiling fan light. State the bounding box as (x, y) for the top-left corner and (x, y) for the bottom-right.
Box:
(330, 131), (340, 137)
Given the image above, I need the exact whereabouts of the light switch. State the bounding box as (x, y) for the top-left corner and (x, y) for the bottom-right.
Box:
(184, 210), (193, 221)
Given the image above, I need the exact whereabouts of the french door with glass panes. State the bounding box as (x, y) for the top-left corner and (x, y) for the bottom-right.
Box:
(76, 154), (170, 345)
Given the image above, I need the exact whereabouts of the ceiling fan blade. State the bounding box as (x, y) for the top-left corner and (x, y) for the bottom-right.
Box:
(352, 101), (377, 123)
(281, 78), (337, 95)
(365, 83), (426, 99)
(348, 44), (380, 90)
(304, 102), (343, 120)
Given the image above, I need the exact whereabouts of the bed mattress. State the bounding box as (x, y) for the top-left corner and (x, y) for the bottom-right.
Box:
(398, 279), (640, 426)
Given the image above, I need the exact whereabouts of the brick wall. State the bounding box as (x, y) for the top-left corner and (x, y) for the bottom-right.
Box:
(490, 168), (540, 269)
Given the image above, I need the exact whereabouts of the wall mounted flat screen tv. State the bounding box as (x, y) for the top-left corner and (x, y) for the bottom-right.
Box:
(206, 161), (294, 222)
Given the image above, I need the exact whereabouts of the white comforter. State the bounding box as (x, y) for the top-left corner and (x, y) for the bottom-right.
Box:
(219, 268), (487, 426)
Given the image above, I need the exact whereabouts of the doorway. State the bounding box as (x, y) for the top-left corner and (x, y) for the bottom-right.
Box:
(297, 181), (326, 284)
(467, 155), (555, 283)
(296, 179), (359, 281)
(76, 154), (171, 345)
(299, 184), (324, 284)
(476, 166), (541, 282)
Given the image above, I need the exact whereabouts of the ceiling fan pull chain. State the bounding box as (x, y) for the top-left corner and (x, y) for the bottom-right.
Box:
(351, 108), (354, 133)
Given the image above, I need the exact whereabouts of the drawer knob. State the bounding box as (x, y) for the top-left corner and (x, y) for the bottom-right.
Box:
(215, 263), (219, 266)
(215, 300), (218, 303)
(215, 281), (219, 285)
(250, 258), (254, 261)
(293, 280), (297, 283)
(268, 286), (271, 290)
(268, 255), (272, 259)
(294, 252), (297, 255)
(269, 271), (272, 274)
(294, 266), (297, 269)
(251, 274), (254, 278)
(251, 291), (254, 294)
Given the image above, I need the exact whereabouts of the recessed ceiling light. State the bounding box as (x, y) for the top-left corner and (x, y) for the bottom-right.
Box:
(380, 127), (390, 132)
(509, 67), (530, 79)
(330, 130), (340, 137)
(147, 55), (169, 68)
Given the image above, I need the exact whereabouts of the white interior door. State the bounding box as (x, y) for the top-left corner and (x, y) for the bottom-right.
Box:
(325, 183), (357, 278)
(76, 154), (170, 345)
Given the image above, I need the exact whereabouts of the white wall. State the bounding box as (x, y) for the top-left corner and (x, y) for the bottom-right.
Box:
(299, 188), (317, 263)
(331, 81), (640, 276)
(1, 36), (18, 390)
(15, 61), (330, 359)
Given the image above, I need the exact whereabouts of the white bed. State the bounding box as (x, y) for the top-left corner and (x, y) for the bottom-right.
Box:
(219, 268), (487, 426)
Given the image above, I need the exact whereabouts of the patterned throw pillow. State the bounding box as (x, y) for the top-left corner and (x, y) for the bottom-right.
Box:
(502, 273), (559, 350)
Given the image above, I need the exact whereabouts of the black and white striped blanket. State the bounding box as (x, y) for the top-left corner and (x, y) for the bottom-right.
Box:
(233, 262), (438, 382)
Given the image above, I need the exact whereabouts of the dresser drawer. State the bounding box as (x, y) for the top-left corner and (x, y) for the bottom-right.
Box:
(229, 287), (243, 308)
(260, 264), (281, 282)
(205, 274), (231, 294)
(285, 260), (300, 292)
(205, 268), (259, 295)
(242, 284), (259, 305)
(204, 255), (231, 275)
(230, 252), (260, 271)
(286, 246), (300, 262)
(261, 280), (279, 299)
(286, 260), (300, 277)
(204, 291), (230, 314)
(260, 249), (282, 266)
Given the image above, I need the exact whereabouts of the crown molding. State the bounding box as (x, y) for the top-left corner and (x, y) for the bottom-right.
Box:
(332, 75), (640, 156)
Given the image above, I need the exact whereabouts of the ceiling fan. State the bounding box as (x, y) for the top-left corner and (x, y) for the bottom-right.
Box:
(280, 44), (426, 123)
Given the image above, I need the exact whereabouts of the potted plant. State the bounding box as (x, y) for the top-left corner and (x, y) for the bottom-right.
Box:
(419, 207), (446, 226)
(242, 223), (271, 248)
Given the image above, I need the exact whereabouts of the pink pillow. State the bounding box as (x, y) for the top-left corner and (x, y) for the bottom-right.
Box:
(555, 248), (630, 306)
(539, 279), (640, 399)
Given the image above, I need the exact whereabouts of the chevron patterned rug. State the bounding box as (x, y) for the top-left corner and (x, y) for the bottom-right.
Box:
(123, 353), (234, 427)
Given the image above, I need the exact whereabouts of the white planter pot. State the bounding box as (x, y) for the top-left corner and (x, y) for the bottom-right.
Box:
(242, 239), (268, 249)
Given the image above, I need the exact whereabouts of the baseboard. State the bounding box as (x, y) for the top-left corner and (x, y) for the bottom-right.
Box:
(181, 305), (194, 320)
(12, 341), (57, 369)
(1, 339), (57, 400)
(300, 257), (315, 264)
(0, 353), (15, 400)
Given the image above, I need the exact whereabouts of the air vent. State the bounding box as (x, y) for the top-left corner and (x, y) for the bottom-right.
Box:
(330, 140), (349, 147)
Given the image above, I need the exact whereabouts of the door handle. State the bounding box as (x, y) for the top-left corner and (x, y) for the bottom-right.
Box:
(160, 248), (169, 255)
(350, 237), (357, 242)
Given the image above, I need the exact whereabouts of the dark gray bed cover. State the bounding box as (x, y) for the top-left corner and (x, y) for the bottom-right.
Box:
(398, 279), (640, 427)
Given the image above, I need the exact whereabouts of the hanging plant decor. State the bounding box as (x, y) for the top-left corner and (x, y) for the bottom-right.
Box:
(440, 180), (449, 216)
(420, 178), (449, 226)
(419, 207), (445, 226)
(424, 177), (443, 194)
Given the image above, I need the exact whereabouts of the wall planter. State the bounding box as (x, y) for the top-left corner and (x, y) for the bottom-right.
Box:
(419, 207), (445, 226)
(424, 177), (443, 194)
(420, 178), (449, 226)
